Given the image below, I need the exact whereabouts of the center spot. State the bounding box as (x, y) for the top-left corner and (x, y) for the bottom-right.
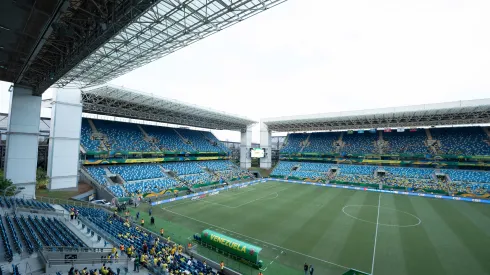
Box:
(342, 205), (421, 228)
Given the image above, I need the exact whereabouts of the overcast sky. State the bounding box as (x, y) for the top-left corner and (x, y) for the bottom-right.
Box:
(2, 0), (490, 143)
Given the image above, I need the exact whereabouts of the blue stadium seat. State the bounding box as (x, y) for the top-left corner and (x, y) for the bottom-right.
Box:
(431, 127), (490, 155)
(302, 132), (339, 153)
(383, 130), (429, 154)
(281, 133), (309, 154)
(64, 206), (217, 275)
(341, 132), (377, 155)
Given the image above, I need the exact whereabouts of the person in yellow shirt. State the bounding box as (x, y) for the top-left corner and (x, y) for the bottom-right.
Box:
(141, 219), (145, 227)
(160, 228), (164, 236)
(150, 247), (155, 256)
(111, 247), (116, 255)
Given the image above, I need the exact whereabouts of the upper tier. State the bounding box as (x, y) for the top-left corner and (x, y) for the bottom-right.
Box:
(281, 126), (490, 156)
(80, 118), (230, 154)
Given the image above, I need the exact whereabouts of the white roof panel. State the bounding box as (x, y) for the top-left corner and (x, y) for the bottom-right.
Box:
(262, 99), (490, 132)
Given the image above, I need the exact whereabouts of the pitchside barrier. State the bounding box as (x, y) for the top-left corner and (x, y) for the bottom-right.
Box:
(272, 178), (490, 204)
(151, 178), (490, 206)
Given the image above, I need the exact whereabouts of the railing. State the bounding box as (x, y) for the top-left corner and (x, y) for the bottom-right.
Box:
(41, 246), (114, 253)
(45, 257), (130, 267)
(15, 206), (65, 216)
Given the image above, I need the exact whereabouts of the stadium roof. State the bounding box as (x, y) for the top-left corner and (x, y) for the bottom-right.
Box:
(1, 0), (287, 94)
(262, 99), (490, 132)
(54, 0), (287, 92)
(81, 85), (256, 131)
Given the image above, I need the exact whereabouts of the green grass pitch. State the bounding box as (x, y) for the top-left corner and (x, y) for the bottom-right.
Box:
(132, 181), (490, 275)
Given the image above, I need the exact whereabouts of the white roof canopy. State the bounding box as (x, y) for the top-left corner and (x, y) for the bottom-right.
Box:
(81, 85), (256, 131)
(262, 99), (490, 132)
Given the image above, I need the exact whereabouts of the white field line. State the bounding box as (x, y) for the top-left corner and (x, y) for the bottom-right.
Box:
(163, 183), (285, 210)
(371, 193), (382, 275)
(201, 187), (288, 209)
(260, 252), (282, 272)
(163, 207), (368, 273)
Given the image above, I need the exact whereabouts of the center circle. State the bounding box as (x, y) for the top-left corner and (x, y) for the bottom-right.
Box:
(342, 205), (421, 228)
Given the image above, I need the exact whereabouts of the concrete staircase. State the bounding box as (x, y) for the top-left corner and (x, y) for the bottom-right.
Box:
(200, 132), (220, 149)
(483, 128), (490, 145)
(159, 165), (194, 192)
(174, 129), (197, 151)
(299, 133), (312, 153)
(137, 125), (160, 151)
(87, 119), (98, 134)
(425, 128), (433, 140)
(280, 135), (289, 150)
(87, 119), (108, 151)
(424, 128), (442, 155)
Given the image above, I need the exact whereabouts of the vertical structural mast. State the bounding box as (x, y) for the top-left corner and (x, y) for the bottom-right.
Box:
(240, 126), (252, 169)
(47, 88), (83, 190)
(4, 86), (42, 197)
(260, 121), (272, 169)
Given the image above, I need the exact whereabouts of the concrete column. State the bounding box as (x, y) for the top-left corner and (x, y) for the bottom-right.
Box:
(4, 85), (42, 198)
(47, 88), (83, 190)
(259, 121), (272, 169)
(240, 125), (252, 169)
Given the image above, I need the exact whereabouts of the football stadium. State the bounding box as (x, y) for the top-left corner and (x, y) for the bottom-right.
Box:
(0, 0), (490, 275)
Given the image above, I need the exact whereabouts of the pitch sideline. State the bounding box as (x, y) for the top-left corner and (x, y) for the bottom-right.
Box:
(162, 207), (370, 274)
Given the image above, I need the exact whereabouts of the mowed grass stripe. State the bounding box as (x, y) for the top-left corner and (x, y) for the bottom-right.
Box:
(394, 195), (446, 275)
(374, 194), (409, 275)
(454, 202), (490, 238)
(468, 201), (490, 221)
(151, 181), (490, 275)
(197, 182), (288, 208)
(428, 199), (490, 273)
(275, 188), (354, 274)
(336, 191), (379, 273)
(163, 183), (360, 272)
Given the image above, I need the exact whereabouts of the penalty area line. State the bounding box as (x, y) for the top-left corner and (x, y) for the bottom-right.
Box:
(163, 208), (369, 273)
(260, 251), (283, 272)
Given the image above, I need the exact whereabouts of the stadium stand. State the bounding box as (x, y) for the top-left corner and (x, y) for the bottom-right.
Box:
(85, 161), (251, 197)
(341, 132), (377, 155)
(383, 130), (430, 154)
(431, 127), (490, 155)
(92, 119), (152, 152)
(80, 118), (229, 154)
(302, 132), (339, 153)
(108, 164), (165, 181)
(143, 124), (195, 152)
(65, 206), (217, 275)
(176, 128), (222, 152)
(86, 166), (108, 185)
(271, 161), (490, 195)
(162, 162), (203, 175)
(80, 119), (101, 151)
(270, 161), (298, 177)
(281, 133), (309, 153)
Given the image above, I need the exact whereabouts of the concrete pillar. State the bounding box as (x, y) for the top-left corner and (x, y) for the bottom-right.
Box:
(47, 88), (83, 190)
(240, 126), (252, 169)
(260, 121), (272, 169)
(4, 85), (42, 198)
